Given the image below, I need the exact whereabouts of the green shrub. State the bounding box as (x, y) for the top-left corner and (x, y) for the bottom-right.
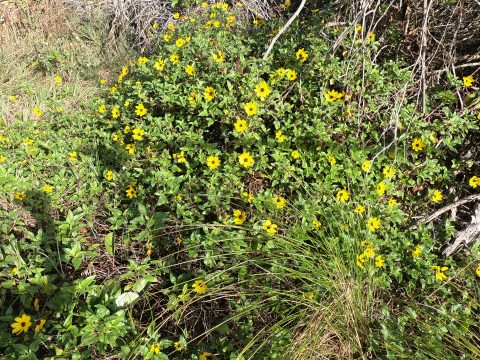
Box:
(2, 1), (480, 359)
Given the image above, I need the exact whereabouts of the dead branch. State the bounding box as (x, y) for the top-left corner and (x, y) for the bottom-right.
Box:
(442, 203), (480, 257)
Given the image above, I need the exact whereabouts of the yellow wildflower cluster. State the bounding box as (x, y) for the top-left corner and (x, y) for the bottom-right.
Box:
(357, 242), (384, 269)
(432, 265), (448, 281)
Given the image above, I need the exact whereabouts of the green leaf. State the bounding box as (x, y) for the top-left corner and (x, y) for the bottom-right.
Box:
(115, 292), (139, 307)
(105, 233), (114, 256)
(71, 257), (82, 270)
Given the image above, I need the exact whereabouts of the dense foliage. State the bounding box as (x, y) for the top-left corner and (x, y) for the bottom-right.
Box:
(1, 1), (480, 359)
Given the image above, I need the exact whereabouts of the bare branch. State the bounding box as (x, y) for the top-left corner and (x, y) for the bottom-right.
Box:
(262, 0), (306, 61)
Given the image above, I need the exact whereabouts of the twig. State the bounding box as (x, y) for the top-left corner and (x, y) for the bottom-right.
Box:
(412, 193), (480, 229)
(262, 0), (306, 61)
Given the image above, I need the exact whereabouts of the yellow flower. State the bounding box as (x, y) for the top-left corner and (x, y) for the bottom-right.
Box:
(291, 150), (301, 160)
(12, 267), (18, 275)
(68, 151), (77, 161)
(412, 138), (425, 152)
(366, 32), (375, 43)
(356, 24), (362, 32)
(137, 56), (148, 65)
(173, 12), (180, 19)
(33, 107), (42, 117)
(363, 245), (375, 258)
(154, 59), (165, 71)
(8, 95), (16, 101)
(206, 155), (221, 170)
(174, 341), (183, 350)
(227, 15), (235, 23)
(121, 66), (129, 76)
(275, 130), (286, 142)
(272, 196), (286, 209)
(124, 125), (131, 134)
(132, 127), (145, 141)
(170, 53), (180, 64)
(276, 68), (286, 78)
(99, 79), (106, 85)
(150, 343), (161, 354)
(185, 64), (195, 76)
(234, 119), (248, 132)
(432, 265), (448, 281)
(412, 244), (421, 258)
(233, 209), (247, 225)
(173, 151), (187, 163)
(375, 255), (385, 268)
(375, 181), (386, 196)
(11, 314), (32, 335)
(263, 219), (278, 236)
(42, 185), (53, 194)
(192, 279), (207, 294)
(286, 69), (297, 81)
(202, 1), (208, 6)
(54, 75), (62, 85)
(244, 101), (258, 116)
(356, 253), (366, 269)
(238, 152), (254, 168)
(366, 217), (381, 232)
(336, 189), (350, 202)
(431, 190), (443, 203)
(126, 184), (137, 198)
(15, 192), (26, 201)
(188, 92), (198, 103)
(98, 104), (106, 114)
(125, 143), (136, 154)
(175, 38), (185, 47)
(354, 205), (365, 214)
(23, 137), (33, 146)
(312, 220), (321, 230)
(242, 191), (254, 203)
(388, 198), (397, 207)
(199, 352), (213, 360)
(164, 33), (171, 42)
(35, 319), (46, 333)
(212, 50), (225, 63)
(383, 166), (396, 179)
(327, 155), (336, 165)
(255, 82), (271, 100)
(111, 107), (120, 119)
(0, 155), (5, 163)
(476, 265), (480, 277)
(361, 160), (372, 172)
(469, 176), (480, 188)
(463, 75), (474, 87)
(105, 170), (113, 181)
(204, 86), (216, 101)
(213, 20), (221, 28)
(295, 48), (308, 63)
(135, 103), (147, 117)
(324, 89), (345, 102)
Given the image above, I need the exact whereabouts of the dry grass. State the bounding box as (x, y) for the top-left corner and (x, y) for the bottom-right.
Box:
(64, 0), (282, 51)
(287, 269), (378, 359)
(0, 0), (131, 124)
